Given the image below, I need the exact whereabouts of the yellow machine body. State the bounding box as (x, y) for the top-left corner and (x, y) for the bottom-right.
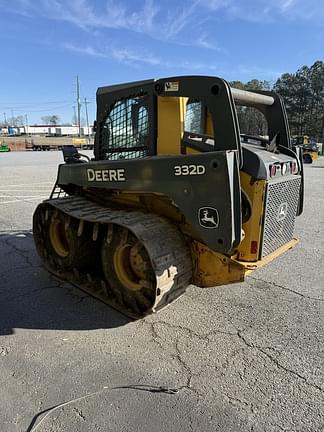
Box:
(33, 76), (303, 318)
(102, 95), (299, 289)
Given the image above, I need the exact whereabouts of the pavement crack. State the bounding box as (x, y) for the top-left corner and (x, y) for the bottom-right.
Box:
(248, 275), (324, 302)
(3, 284), (60, 302)
(148, 319), (236, 343)
(0, 346), (10, 356)
(64, 286), (91, 303)
(226, 395), (256, 415)
(4, 236), (37, 268)
(0, 264), (41, 276)
(237, 330), (324, 394)
(147, 322), (164, 350)
(174, 339), (195, 392)
(144, 320), (203, 396)
(73, 407), (86, 421)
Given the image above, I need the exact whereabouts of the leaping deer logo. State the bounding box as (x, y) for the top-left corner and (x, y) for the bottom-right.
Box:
(277, 202), (288, 222)
(198, 207), (219, 229)
(201, 210), (217, 226)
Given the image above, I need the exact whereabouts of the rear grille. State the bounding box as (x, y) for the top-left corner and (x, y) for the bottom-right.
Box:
(261, 175), (301, 257)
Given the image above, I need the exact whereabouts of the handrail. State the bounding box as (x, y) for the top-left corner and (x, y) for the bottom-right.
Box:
(231, 87), (274, 106)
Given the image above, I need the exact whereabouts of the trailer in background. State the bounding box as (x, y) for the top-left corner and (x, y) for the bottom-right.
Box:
(55, 126), (79, 136)
(8, 127), (20, 136)
(80, 126), (93, 136)
(72, 137), (94, 150)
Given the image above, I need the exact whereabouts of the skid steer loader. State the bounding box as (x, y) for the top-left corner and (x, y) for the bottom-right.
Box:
(292, 135), (319, 164)
(33, 76), (304, 318)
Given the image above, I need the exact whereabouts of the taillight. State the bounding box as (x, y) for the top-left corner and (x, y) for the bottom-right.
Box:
(270, 164), (278, 177)
(291, 160), (298, 174)
(250, 241), (258, 254)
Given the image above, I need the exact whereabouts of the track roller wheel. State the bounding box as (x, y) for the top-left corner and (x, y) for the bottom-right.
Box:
(101, 218), (193, 317)
(33, 204), (99, 272)
(34, 197), (192, 318)
(101, 226), (155, 314)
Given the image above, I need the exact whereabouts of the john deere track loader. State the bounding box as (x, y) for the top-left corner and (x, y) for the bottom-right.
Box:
(33, 76), (304, 318)
(292, 135), (319, 163)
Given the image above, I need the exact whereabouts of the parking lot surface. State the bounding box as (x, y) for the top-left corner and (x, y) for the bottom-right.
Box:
(0, 151), (323, 432)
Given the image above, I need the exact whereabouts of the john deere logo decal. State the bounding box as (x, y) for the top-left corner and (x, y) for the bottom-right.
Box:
(198, 207), (219, 229)
(277, 202), (288, 222)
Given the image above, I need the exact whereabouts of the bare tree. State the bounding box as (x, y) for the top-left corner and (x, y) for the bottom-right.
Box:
(41, 115), (60, 125)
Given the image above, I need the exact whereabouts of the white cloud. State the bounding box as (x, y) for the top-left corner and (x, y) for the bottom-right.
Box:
(64, 42), (162, 66)
(63, 41), (226, 73)
(201, 0), (324, 22)
(280, 0), (296, 12)
(51, 0), (160, 34)
(2, 0), (322, 63)
(3, 0), (324, 30)
(0, 0), (224, 48)
(64, 43), (107, 58)
(202, 0), (230, 10)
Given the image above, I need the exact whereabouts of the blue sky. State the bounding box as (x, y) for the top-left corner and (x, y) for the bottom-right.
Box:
(0, 0), (323, 124)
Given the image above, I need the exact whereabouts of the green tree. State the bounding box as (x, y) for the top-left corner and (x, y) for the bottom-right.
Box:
(274, 61), (324, 141)
(230, 79), (269, 136)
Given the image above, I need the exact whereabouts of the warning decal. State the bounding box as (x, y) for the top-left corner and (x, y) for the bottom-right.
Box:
(164, 82), (179, 92)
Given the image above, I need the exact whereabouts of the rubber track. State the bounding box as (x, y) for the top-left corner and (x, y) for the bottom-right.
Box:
(34, 196), (192, 319)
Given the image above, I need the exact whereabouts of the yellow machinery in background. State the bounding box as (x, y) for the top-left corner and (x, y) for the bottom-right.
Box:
(293, 135), (319, 163)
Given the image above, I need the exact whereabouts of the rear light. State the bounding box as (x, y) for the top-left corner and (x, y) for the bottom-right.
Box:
(270, 164), (278, 177)
(270, 161), (298, 177)
(250, 241), (258, 254)
(291, 161), (298, 174)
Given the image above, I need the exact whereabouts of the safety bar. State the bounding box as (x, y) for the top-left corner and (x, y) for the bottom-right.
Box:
(231, 87), (275, 106)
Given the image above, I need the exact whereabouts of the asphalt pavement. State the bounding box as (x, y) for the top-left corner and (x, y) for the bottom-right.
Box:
(0, 151), (323, 432)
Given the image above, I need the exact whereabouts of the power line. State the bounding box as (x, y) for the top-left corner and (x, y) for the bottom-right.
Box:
(0, 100), (73, 108)
(5, 104), (72, 113)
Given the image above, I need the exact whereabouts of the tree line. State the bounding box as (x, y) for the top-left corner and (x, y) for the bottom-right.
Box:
(0, 114), (61, 128)
(230, 60), (324, 142)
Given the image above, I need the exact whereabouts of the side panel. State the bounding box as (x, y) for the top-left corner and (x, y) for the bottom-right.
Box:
(237, 172), (266, 261)
(56, 151), (242, 255)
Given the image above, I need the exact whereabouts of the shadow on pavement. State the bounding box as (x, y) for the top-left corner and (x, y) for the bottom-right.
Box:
(0, 230), (130, 335)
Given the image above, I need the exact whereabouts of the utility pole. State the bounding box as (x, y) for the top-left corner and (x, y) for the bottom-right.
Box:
(84, 97), (91, 144)
(76, 75), (81, 137)
(72, 105), (77, 125)
(25, 114), (29, 135)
